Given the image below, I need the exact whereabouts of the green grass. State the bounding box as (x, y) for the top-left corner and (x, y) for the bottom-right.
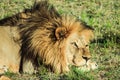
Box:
(0, 0), (120, 80)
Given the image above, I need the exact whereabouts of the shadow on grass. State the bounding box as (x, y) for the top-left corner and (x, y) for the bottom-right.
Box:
(92, 31), (120, 44)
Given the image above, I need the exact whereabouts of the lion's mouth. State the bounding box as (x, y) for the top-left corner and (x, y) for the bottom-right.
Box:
(77, 60), (98, 71)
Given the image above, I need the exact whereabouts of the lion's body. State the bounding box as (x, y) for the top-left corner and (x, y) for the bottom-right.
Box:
(0, 1), (97, 74)
(0, 27), (20, 73)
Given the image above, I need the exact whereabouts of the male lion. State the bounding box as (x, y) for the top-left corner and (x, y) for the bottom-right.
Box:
(0, 1), (97, 74)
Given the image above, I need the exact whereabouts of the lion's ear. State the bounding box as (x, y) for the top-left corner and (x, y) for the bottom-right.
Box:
(55, 27), (69, 40)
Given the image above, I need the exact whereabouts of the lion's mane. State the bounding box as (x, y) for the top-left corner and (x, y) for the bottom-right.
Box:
(19, 1), (82, 73)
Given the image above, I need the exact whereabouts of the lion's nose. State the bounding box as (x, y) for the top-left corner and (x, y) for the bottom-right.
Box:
(82, 56), (91, 62)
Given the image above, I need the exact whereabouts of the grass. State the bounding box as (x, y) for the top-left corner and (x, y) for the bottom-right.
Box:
(0, 0), (120, 80)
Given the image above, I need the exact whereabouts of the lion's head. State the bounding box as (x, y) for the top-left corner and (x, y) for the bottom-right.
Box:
(56, 16), (97, 71)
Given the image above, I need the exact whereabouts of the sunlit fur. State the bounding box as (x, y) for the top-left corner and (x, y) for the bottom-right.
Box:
(0, 27), (20, 73)
(0, 1), (96, 74)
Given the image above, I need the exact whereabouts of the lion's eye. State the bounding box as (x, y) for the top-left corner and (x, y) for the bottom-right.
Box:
(85, 45), (88, 47)
(71, 42), (79, 48)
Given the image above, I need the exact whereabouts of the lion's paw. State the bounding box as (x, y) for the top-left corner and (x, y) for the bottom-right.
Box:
(0, 65), (8, 74)
(23, 61), (37, 74)
(0, 76), (11, 80)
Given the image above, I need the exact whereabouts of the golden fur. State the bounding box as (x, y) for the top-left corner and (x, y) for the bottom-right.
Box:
(0, 26), (20, 73)
(0, 1), (97, 74)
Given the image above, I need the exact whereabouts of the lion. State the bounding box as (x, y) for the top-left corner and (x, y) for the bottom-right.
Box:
(0, 1), (97, 74)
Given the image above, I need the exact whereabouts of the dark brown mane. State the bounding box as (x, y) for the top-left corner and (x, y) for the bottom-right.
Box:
(19, 1), (65, 73)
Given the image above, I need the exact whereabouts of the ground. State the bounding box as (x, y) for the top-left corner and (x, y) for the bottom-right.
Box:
(0, 0), (120, 80)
